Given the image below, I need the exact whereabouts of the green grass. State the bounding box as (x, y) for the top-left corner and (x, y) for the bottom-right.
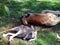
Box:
(0, 22), (59, 45)
(13, 0), (60, 2)
(0, 0), (60, 45)
(0, 29), (57, 45)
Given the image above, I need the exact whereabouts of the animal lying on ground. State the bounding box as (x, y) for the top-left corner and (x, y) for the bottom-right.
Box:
(3, 25), (37, 42)
(22, 13), (60, 26)
(22, 13), (60, 41)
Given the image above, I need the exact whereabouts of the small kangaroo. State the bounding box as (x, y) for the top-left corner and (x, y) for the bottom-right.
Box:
(3, 25), (37, 42)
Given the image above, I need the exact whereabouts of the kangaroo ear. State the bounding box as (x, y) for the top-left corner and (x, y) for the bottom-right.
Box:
(25, 13), (30, 18)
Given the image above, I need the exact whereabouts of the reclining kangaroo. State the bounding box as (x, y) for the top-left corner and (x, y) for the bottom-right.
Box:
(22, 13), (60, 26)
(22, 13), (60, 41)
(3, 25), (37, 42)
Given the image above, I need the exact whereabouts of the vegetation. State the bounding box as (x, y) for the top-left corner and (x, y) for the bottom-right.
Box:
(0, 0), (60, 45)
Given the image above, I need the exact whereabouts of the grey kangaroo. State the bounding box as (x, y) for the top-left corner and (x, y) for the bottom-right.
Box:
(3, 25), (37, 42)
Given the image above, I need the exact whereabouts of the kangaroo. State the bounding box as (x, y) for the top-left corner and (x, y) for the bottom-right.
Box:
(22, 13), (60, 26)
(3, 25), (37, 42)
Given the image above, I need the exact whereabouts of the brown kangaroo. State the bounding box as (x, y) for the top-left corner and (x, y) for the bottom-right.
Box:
(22, 13), (60, 26)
